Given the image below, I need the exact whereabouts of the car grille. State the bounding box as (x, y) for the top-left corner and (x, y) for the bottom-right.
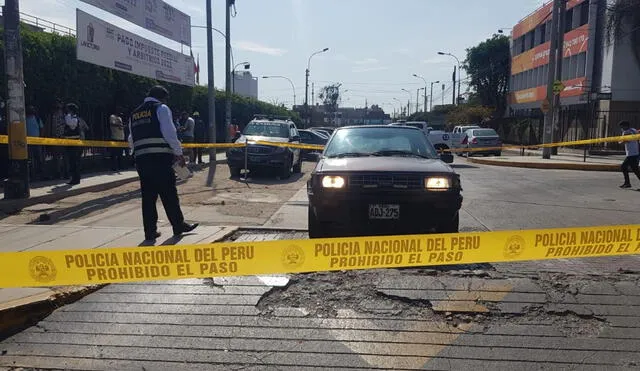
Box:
(349, 174), (423, 189)
(247, 145), (274, 154)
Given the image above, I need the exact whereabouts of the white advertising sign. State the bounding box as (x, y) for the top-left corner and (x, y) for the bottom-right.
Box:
(76, 9), (194, 87)
(80, 0), (191, 46)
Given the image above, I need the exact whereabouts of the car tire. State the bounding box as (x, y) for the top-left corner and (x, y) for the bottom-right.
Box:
(308, 207), (326, 238)
(280, 158), (292, 179)
(293, 156), (302, 174)
(438, 213), (459, 234)
(229, 166), (242, 178)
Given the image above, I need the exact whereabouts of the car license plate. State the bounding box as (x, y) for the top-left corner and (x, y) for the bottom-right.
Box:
(369, 204), (400, 220)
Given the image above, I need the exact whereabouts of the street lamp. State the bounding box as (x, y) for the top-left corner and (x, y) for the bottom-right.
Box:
(232, 61), (250, 94)
(192, 24), (235, 69)
(429, 80), (440, 112)
(401, 88), (412, 116)
(438, 51), (462, 105)
(262, 75), (296, 107)
(413, 74), (428, 113)
(305, 47), (329, 107)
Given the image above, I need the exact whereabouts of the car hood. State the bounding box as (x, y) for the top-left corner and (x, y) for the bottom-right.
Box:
(239, 135), (289, 144)
(317, 156), (453, 173)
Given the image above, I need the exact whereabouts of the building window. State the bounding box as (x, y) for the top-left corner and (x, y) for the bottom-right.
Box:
(579, 1), (589, 26)
(565, 8), (574, 33)
(539, 22), (547, 45)
(576, 52), (587, 77)
(527, 30), (535, 50)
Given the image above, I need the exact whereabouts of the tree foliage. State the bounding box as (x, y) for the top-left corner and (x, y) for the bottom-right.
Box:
(318, 84), (341, 112)
(0, 25), (295, 140)
(446, 105), (493, 126)
(606, 0), (640, 69)
(463, 34), (510, 117)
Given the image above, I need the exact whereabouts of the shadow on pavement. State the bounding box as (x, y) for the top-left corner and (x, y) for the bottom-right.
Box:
(228, 171), (306, 186)
(451, 164), (479, 169)
(24, 189), (141, 225)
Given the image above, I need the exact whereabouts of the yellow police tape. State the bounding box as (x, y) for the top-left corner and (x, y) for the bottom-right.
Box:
(1, 224), (638, 288)
(1, 133), (637, 154)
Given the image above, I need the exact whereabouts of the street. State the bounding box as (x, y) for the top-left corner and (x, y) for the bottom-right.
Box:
(1, 161), (639, 370)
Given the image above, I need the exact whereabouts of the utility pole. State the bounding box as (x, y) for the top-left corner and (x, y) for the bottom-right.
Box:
(542, 0), (562, 159)
(423, 89), (427, 114)
(3, 0), (29, 199)
(224, 0), (232, 143)
(430, 81), (439, 112)
(442, 84), (445, 106)
(416, 88), (420, 114)
(452, 65), (457, 106)
(205, 0), (217, 187)
(552, 0), (567, 155)
(311, 83), (315, 106)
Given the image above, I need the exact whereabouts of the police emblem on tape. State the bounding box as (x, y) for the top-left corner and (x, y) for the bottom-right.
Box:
(281, 245), (305, 269)
(504, 236), (526, 259)
(28, 256), (57, 283)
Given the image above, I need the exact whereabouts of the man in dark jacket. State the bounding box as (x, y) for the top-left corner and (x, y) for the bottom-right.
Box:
(128, 85), (198, 241)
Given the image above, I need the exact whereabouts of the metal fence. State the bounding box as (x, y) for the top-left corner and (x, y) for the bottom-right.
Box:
(0, 10), (75, 36)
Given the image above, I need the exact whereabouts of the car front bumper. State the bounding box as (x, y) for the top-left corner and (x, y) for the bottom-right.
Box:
(226, 149), (289, 169)
(309, 188), (463, 236)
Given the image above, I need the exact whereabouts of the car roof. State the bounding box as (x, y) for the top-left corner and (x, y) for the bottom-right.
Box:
(338, 125), (420, 130)
(250, 119), (290, 125)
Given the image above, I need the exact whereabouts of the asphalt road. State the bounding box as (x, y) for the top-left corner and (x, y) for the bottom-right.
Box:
(1, 161), (639, 370)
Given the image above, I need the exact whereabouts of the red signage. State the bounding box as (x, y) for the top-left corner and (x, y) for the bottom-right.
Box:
(509, 77), (587, 105)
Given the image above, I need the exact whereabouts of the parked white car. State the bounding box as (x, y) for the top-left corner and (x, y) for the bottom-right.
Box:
(451, 125), (481, 151)
(389, 122), (452, 153)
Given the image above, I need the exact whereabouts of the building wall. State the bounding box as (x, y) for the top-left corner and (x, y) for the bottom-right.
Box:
(232, 72), (258, 99)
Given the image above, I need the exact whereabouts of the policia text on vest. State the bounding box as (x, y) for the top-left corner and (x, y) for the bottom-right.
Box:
(129, 85), (198, 242)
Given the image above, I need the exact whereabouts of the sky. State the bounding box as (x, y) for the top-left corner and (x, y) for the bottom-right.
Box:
(16, 0), (546, 114)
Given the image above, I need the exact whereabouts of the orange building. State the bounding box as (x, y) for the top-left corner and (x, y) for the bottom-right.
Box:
(508, 0), (640, 145)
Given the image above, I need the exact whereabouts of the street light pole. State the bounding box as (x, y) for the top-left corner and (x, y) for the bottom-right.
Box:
(205, 0), (217, 187)
(401, 88), (412, 117)
(430, 80), (440, 112)
(413, 74), (428, 113)
(438, 52), (462, 105)
(224, 0), (233, 143)
(231, 61), (250, 94)
(262, 76), (296, 107)
(304, 48), (329, 125)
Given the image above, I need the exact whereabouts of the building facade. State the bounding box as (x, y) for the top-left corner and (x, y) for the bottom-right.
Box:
(508, 0), (640, 147)
(232, 71), (258, 99)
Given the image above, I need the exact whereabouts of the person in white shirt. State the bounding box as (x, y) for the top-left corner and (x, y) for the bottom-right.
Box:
(619, 120), (640, 189)
(109, 109), (125, 171)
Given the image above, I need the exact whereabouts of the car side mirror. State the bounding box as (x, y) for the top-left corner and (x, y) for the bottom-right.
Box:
(440, 153), (454, 164)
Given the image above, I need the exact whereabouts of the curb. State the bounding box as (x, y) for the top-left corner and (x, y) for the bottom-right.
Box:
(0, 159), (228, 213)
(466, 157), (619, 172)
(0, 224), (239, 341)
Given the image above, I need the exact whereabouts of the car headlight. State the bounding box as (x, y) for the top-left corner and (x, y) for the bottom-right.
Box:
(322, 176), (345, 188)
(425, 177), (450, 190)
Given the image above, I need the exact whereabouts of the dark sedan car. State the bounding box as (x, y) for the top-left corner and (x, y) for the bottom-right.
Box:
(307, 125), (462, 238)
(298, 129), (328, 160)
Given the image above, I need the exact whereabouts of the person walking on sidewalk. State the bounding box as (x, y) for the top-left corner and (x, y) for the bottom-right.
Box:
(619, 120), (640, 189)
(26, 105), (44, 179)
(179, 111), (195, 163)
(128, 85), (198, 241)
(193, 111), (206, 164)
(109, 108), (125, 171)
(63, 103), (83, 185)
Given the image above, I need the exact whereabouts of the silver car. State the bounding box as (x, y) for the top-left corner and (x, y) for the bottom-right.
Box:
(461, 128), (502, 156)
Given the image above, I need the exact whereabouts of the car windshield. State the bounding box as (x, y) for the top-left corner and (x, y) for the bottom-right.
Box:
(243, 122), (289, 138)
(472, 129), (498, 136)
(324, 127), (438, 159)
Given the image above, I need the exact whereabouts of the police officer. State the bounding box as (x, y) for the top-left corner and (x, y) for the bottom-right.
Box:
(128, 85), (198, 241)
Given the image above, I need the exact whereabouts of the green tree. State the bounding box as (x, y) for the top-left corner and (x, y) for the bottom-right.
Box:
(607, 0), (640, 69)
(318, 84), (341, 112)
(463, 34), (510, 117)
(446, 105), (493, 126)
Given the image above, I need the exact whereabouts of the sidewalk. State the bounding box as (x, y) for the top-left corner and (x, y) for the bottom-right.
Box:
(0, 153), (227, 212)
(467, 150), (622, 171)
(0, 223), (238, 337)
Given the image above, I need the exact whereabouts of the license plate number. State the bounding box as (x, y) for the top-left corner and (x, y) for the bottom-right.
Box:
(369, 204), (400, 220)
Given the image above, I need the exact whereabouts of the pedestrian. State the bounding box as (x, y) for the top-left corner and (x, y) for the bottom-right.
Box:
(26, 105), (44, 179)
(179, 111), (195, 163)
(48, 99), (69, 179)
(619, 120), (640, 189)
(193, 111), (206, 164)
(128, 85), (198, 241)
(63, 103), (83, 185)
(109, 108), (125, 171)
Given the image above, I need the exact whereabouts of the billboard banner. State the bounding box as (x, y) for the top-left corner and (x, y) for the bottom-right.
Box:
(80, 0), (191, 46)
(76, 9), (194, 87)
(511, 24), (589, 76)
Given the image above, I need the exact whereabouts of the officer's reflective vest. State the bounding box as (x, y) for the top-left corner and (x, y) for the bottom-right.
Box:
(130, 101), (174, 159)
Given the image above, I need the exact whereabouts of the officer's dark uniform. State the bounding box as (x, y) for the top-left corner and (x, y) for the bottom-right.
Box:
(63, 114), (82, 185)
(130, 100), (185, 239)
